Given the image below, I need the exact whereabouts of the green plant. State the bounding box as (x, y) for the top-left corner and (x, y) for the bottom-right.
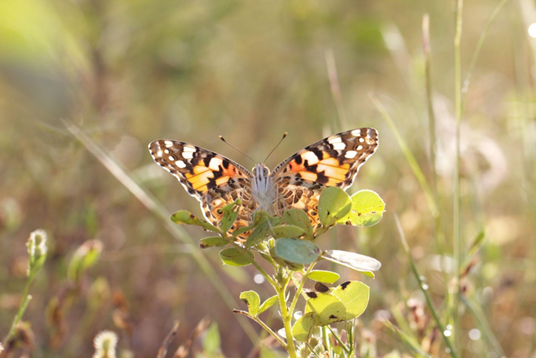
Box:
(171, 186), (385, 357)
(2, 229), (48, 353)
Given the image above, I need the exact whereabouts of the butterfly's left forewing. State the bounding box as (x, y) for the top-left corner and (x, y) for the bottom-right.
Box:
(272, 128), (379, 229)
(149, 140), (254, 238)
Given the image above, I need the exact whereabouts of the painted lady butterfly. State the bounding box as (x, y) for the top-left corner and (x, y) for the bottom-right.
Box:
(149, 128), (379, 242)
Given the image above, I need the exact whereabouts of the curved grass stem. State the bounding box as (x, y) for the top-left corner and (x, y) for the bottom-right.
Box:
(4, 281), (32, 344)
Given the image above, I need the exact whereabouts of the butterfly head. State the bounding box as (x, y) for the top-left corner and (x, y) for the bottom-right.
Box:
(252, 163), (270, 178)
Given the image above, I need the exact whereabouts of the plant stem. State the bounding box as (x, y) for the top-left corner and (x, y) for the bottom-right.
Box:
(4, 280), (32, 344)
(460, 295), (506, 357)
(289, 261), (318, 315)
(395, 215), (458, 358)
(371, 94), (438, 217)
(453, 0), (464, 351)
(277, 275), (297, 358)
(327, 325), (351, 354)
(461, 0), (508, 111)
(233, 310), (287, 348)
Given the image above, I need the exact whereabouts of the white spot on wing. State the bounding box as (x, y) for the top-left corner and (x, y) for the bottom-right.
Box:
(357, 145), (363, 150)
(328, 136), (342, 144)
(164, 149), (170, 154)
(345, 150), (358, 159)
(302, 151), (320, 164)
(156, 150), (163, 157)
(351, 129), (361, 136)
(168, 156), (175, 161)
(183, 146), (196, 152)
(209, 157), (222, 170)
(359, 137), (365, 143)
(332, 142), (346, 150)
(183, 151), (194, 159)
(164, 141), (174, 148)
(176, 160), (186, 168)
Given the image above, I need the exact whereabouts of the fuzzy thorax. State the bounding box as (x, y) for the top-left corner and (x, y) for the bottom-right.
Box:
(251, 163), (278, 215)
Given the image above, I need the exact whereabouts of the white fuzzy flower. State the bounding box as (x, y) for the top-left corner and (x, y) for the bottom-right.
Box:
(92, 330), (118, 358)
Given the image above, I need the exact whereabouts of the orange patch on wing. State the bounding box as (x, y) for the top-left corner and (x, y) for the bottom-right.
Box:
(320, 157), (340, 166)
(288, 162), (306, 172)
(317, 164), (348, 181)
(222, 166), (239, 177)
(189, 171), (214, 191)
(216, 176), (230, 186)
(299, 171), (318, 182)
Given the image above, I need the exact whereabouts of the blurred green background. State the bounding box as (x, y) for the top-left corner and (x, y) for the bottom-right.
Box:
(0, 0), (534, 357)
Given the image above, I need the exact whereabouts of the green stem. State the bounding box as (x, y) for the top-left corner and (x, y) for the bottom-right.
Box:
(277, 276), (297, 358)
(453, 0), (464, 351)
(460, 295), (506, 358)
(4, 280), (33, 344)
(326, 325), (351, 354)
(461, 0), (508, 111)
(234, 309), (287, 348)
(395, 215), (458, 358)
(289, 261), (318, 315)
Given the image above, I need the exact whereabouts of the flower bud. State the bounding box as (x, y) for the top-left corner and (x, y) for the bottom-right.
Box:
(26, 229), (47, 279)
(93, 330), (118, 358)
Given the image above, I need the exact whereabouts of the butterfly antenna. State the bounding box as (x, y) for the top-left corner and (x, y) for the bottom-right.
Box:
(219, 135), (256, 164)
(264, 132), (288, 163)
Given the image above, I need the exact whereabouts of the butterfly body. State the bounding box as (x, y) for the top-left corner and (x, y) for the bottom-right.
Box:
(149, 128), (379, 242)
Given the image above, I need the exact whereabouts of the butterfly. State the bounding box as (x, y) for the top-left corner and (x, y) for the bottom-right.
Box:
(148, 128), (379, 243)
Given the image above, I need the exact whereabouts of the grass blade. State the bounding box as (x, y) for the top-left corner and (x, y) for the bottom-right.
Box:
(370, 94), (438, 217)
(394, 214), (458, 358)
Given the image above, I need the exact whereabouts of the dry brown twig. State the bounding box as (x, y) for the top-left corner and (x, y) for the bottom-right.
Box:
(156, 320), (180, 358)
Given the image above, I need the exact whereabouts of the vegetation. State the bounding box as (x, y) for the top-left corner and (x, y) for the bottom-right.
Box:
(0, 0), (534, 357)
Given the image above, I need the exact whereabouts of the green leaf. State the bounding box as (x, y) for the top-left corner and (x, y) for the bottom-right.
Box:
(322, 250), (381, 277)
(307, 270), (340, 284)
(219, 248), (253, 266)
(199, 236), (229, 249)
(274, 238), (321, 264)
(244, 217), (283, 248)
(272, 225), (305, 239)
(305, 292), (346, 326)
(240, 290), (260, 316)
(258, 295), (278, 314)
(269, 247), (304, 271)
(292, 312), (316, 342)
(332, 281), (370, 320)
(338, 190), (385, 227)
(318, 187), (352, 227)
(203, 322), (221, 355)
(231, 210), (268, 239)
(283, 209), (313, 239)
(468, 228), (485, 257)
(170, 210), (220, 233)
(219, 199), (241, 233)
